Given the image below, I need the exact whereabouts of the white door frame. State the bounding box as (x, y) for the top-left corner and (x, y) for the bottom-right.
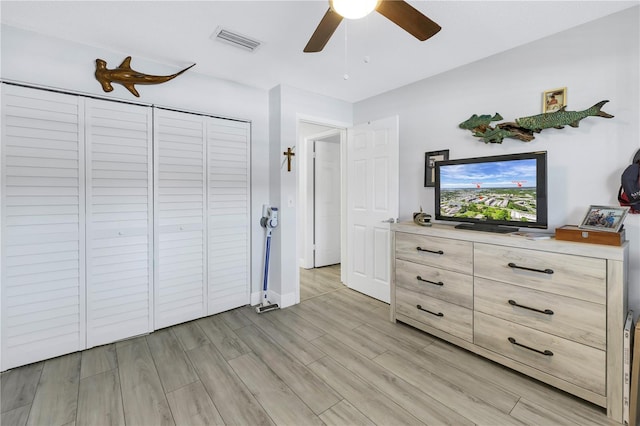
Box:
(296, 116), (350, 301)
(313, 137), (342, 268)
(300, 128), (343, 269)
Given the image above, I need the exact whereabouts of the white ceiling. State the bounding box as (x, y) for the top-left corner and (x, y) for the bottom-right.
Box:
(1, 1), (638, 102)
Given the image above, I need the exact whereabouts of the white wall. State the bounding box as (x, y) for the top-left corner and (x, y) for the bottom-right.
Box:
(269, 85), (352, 307)
(3, 7), (639, 317)
(1, 24), (271, 300)
(354, 8), (640, 315)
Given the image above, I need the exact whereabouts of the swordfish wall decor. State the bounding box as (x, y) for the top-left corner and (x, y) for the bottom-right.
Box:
(95, 56), (195, 97)
(459, 100), (614, 144)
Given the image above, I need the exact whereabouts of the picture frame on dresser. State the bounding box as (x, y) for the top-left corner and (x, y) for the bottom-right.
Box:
(424, 149), (449, 187)
(578, 205), (629, 232)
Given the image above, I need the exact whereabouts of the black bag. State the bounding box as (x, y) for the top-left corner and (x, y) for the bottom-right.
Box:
(618, 151), (640, 213)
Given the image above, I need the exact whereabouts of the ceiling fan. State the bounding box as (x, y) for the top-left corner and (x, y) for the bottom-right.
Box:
(304, 0), (441, 53)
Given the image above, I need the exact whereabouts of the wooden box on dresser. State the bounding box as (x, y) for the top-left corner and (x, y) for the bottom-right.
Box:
(390, 222), (629, 423)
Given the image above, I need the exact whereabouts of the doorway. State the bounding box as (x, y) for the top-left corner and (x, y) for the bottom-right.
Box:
(296, 116), (398, 304)
(297, 122), (346, 299)
(313, 136), (341, 267)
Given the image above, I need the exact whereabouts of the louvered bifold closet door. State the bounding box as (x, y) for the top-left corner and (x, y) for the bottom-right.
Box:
(1, 85), (85, 371)
(85, 99), (153, 347)
(207, 118), (251, 314)
(153, 108), (207, 329)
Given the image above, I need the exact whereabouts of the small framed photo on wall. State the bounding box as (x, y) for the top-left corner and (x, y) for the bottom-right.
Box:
(424, 150), (449, 187)
(542, 87), (567, 113)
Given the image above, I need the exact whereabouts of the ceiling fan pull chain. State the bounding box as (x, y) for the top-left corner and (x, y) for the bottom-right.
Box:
(364, 13), (371, 64)
(343, 21), (349, 80)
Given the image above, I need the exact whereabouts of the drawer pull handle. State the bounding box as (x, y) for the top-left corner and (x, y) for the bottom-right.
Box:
(416, 304), (444, 317)
(508, 337), (553, 356)
(416, 247), (444, 255)
(508, 262), (554, 275)
(416, 276), (444, 286)
(508, 299), (554, 315)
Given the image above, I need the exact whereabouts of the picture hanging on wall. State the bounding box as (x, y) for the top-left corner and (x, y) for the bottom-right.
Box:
(542, 87), (567, 113)
(578, 205), (629, 233)
(424, 150), (449, 187)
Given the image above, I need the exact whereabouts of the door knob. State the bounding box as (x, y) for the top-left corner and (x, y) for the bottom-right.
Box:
(381, 218), (396, 223)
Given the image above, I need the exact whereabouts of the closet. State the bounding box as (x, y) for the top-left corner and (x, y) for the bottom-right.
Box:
(2, 85), (86, 369)
(153, 108), (207, 330)
(152, 108), (251, 329)
(85, 98), (154, 348)
(1, 84), (251, 371)
(205, 117), (251, 314)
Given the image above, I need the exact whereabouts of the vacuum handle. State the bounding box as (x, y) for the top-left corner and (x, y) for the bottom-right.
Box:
(262, 230), (272, 293)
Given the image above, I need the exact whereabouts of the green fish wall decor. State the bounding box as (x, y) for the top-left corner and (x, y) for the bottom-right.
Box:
(515, 101), (613, 132)
(472, 127), (517, 144)
(459, 113), (503, 131)
(461, 100), (614, 144)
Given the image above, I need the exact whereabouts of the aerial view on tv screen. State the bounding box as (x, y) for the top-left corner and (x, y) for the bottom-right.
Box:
(439, 158), (538, 222)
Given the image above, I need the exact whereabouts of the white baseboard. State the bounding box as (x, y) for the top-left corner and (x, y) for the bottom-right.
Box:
(251, 289), (297, 308)
(279, 290), (297, 308)
(250, 291), (262, 306)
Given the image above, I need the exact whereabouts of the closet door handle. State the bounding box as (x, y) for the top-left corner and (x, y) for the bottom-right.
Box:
(507, 262), (554, 275)
(416, 247), (444, 255)
(508, 337), (553, 356)
(416, 276), (444, 286)
(508, 299), (554, 315)
(416, 304), (444, 317)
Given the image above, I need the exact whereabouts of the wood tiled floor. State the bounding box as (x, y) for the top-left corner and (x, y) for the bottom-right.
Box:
(1, 264), (616, 425)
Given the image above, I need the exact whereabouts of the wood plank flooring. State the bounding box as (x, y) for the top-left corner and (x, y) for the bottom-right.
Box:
(1, 264), (617, 426)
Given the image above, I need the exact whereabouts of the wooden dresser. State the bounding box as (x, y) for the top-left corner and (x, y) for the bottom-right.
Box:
(391, 222), (629, 422)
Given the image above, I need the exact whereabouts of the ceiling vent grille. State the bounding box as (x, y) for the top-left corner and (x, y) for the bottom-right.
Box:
(212, 27), (261, 52)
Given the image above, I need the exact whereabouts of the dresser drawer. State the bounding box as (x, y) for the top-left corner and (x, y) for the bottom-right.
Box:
(395, 232), (472, 274)
(474, 243), (606, 304)
(474, 277), (605, 350)
(396, 286), (472, 342)
(395, 259), (473, 308)
(474, 312), (605, 395)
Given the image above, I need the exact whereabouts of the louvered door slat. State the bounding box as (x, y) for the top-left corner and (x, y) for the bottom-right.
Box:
(154, 108), (207, 329)
(85, 99), (153, 348)
(207, 118), (250, 314)
(1, 84), (85, 371)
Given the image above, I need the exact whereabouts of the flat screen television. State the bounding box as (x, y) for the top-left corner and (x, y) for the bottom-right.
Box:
(435, 151), (548, 233)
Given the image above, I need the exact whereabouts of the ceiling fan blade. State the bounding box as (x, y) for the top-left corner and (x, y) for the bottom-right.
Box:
(304, 8), (343, 52)
(376, 0), (441, 41)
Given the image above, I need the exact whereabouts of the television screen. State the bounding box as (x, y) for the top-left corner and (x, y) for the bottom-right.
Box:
(435, 151), (547, 232)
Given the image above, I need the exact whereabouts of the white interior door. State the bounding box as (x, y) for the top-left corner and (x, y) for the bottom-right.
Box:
(346, 116), (399, 303)
(153, 108), (207, 329)
(207, 118), (251, 314)
(314, 139), (341, 267)
(1, 85), (86, 370)
(85, 99), (153, 347)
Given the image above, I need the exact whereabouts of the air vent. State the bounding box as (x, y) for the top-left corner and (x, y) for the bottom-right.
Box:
(212, 27), (261, 52)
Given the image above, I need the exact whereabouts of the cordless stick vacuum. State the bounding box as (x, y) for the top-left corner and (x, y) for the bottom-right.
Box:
(256, 205), (279, 313)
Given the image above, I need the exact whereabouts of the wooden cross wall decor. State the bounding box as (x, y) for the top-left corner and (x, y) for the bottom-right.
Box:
(283, 147), (295, 172)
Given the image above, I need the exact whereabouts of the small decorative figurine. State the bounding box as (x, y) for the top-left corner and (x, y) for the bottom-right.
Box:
(460, 100), (614, 144)
(95, 56), (195, 97)
(413, 207), (432, 226)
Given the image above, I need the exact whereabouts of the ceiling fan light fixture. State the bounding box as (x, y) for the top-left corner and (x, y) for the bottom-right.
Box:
(330, 0), (379, 19)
